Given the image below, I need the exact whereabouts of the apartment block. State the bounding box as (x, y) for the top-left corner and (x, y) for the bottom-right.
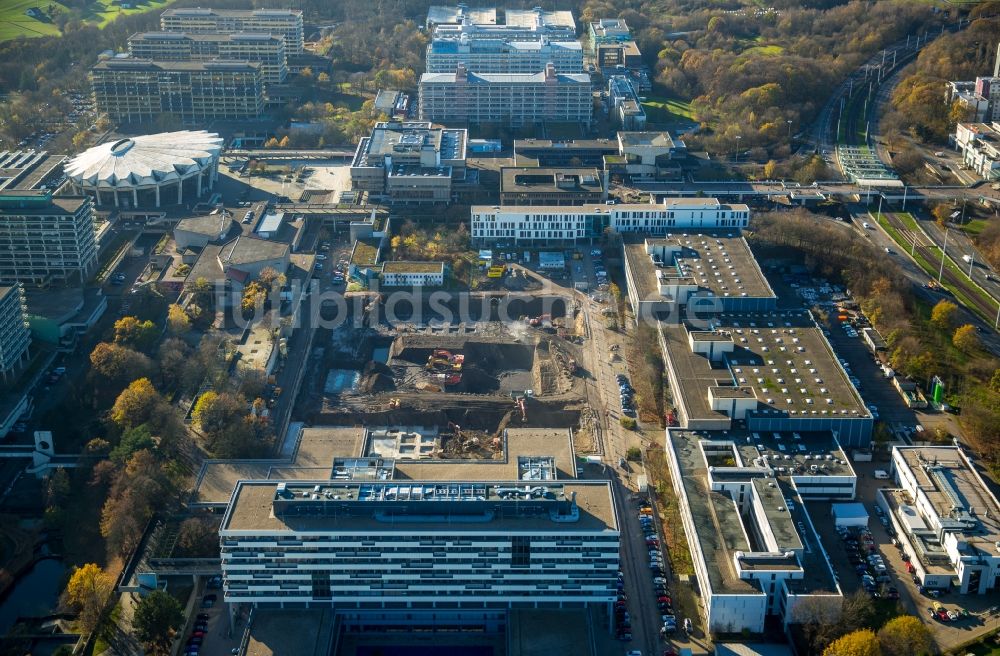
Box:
(880, 446), (1000, 594)
(953, 122), (1000, 180)
(426, 35), (583, 74)
(350, 121), (468, 204)
(0, 191), (98, 286)
(90, 59), (264, 124)
(471, 198), (748, 246)
(0, 284), (30, 382)
(160, 7), (304, 54)
(128, 32), (288, 84)
(419, 64), (592, 127)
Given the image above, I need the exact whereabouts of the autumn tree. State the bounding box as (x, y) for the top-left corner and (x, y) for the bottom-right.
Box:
(132, 590), (183, 654)
(113, 316), (158, 351)
(176, 517), (220, 557)
(110, 377), (162, 428)
(877, 615), (932, 656)
(166, 304), (191, 335)
(89, 342), (154, 387)
(931, 204), (952, 227)
(66, 563), (114, 633)
(952, 324), (980, 352)
(99, 449), (179, 559)
(823, 629), (881, 656)
(930, 300), (958, 332)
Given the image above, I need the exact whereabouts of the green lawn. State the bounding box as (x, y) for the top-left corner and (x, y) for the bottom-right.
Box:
(742, 44), (785, 57)
(641, 96), (696, 123)
(0, 0), (173, 42)
(961, 218), (989, 236)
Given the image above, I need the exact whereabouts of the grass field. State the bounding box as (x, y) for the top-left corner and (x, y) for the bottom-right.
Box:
(641, 95), (696, 123)
(0, 0), (173, 42)
(742, 44), (785, 57)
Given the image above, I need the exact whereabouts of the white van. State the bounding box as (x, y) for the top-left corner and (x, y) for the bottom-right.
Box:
(874, 469), (890, 480)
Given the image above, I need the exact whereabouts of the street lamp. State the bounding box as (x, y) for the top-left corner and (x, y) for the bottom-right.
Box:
(786, 120), (793, 141)
(734, 135), (742, 163)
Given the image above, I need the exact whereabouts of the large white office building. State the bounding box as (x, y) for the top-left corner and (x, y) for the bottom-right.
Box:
(953, 122), (1000, 181)
(127, 32), (288, 84)
(420, 64), (592, 127)
(159, 7), (304, 54)
(470, 198), (750, 245)
(665, 430), (847, 633)
(879, 446), (1000, 594)
(0, 191), (98, 286)
(220, 479), (618, 609)
(426, 35), (583, 74)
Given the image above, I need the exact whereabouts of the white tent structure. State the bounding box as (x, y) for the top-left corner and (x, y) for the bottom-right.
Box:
(65, 130), (223, 208)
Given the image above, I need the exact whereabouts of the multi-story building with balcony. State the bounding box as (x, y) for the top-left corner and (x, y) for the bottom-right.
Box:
(127, 32), (287, 84)
(0, 284), (30, 382)
(159, 7), (304, 54)
(90, 59), (264, 124)
(0, 191), (97, 286)
(220, 479), (618, 610)
(419, 63), (592, 127)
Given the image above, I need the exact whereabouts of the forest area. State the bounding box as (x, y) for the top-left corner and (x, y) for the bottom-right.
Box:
(2, 0), (984, 158)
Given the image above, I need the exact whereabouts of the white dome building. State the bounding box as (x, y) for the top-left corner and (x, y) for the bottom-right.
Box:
(65, 131), (223, 208)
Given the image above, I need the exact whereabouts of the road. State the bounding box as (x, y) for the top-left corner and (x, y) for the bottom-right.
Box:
(850, 206), (1000, 352)
(519, 252), (676, 654)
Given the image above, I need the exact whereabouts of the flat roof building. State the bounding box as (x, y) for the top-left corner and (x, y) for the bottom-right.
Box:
(657, 310), (873, 446)
(426, 35), (583, 74)
(513, 138), (619, 167)
(0, 191), (97, 287)
(419, 64), (592, 127)
(0, 284), (30, 382)
(471, 198), (749, 246)
(90, 59), (264, 124)
(159, 7), (304, 54)
(350, 121), (468, 205)
(622, 234), (776, 319)
(608, 75), (646, 130)
(588, 18), (631, 44)
(0, 150), (66, 192)
(665, 429), (845, 633)
(215, 427), (619, 613)
(504, 8), (576, 33)
(127, 31), (288, 84)
(426, 5), (498, 28)
(499, 166), (605, 206)
(379, 261), (446, 287)
(880, 446), (1000, 594)
(954, 122), (1000, 181)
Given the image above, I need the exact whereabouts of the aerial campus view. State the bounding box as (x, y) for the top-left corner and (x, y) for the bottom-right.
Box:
(1, 1), (1000, 656)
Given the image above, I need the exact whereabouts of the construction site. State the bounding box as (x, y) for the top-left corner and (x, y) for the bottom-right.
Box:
(295, 292), (600, 458)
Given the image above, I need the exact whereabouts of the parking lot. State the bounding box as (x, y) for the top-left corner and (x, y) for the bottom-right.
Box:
(812, 461), (1000, 652)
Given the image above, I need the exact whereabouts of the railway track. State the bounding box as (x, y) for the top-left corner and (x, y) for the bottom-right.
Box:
(882, 213), (1000, 326)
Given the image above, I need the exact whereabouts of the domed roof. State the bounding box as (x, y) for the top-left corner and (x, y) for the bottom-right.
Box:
(65, 130), (223, 189)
